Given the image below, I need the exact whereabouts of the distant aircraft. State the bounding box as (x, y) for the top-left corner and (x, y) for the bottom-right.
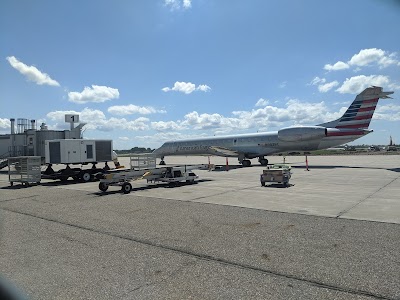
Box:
(153, 86), (393, 166)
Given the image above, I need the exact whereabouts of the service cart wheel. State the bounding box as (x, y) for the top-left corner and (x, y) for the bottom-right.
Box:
(81, 172), (92, 182)
(261, 182), (265, 187)
(99, 182), (109, 192)
(122, 182), (132, 194)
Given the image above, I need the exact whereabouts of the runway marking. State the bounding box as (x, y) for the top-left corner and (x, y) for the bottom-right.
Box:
(0, 207), (395, 300)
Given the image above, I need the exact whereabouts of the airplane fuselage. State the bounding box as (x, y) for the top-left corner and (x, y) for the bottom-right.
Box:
(153, 130), (368, 159)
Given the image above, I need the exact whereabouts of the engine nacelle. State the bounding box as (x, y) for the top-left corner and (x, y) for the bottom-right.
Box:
(278, 126), (327, 142)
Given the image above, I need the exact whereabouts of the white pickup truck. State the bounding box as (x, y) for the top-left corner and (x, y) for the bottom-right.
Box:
(147, 168), (199, 186)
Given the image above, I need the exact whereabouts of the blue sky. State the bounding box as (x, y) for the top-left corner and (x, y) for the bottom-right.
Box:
(1, 0), (400, 149)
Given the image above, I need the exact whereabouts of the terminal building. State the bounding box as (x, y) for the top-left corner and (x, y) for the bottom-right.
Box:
(0, 115), (85, 169)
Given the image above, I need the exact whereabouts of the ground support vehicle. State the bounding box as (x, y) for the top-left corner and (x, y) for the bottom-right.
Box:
(260, 164), (292, 188)
(145, 168), (199, 187)
(98, 164), (207, 194)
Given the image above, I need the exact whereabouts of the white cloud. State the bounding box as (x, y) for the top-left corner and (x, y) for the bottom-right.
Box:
(68, 85), (119, 104)
(196, 84), (211, 92)
(336, 75), (391, 94)
(324, 48), (400, 72)
(119, 137), (130, 141)
(255, 98), (269, 107)
(0, 118), (11, 130)
(324, 61), (349, 71)
(108, 104), (166, 116)
(374, 104), (400, 121)
(6, 56), (60, 86)
(309, 77), (338, 93)
(279, 81), (287, 88)
(151, 121), (185, 131)
(183, 0), (192, 9)
(162, 81), (211, 94)
(164, 0), (191, 10)
(309, 77), (326, 85)
(318, 81), (339, 93)
(233, 99), (344, 126)
(46, 108), (149, 131)
(348, 48), (386, 67)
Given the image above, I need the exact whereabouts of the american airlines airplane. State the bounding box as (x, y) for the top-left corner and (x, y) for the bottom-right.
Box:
(153, 86), (393, 167)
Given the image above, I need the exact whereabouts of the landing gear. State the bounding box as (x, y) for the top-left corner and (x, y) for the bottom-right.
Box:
(238, 154), (251, 167)
(242, 160), (251, 167)
(159, 157), (166, 165)
(258, 157), (269, 166)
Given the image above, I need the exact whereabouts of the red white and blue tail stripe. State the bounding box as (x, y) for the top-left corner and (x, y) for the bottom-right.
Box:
(319, 87), (393, 137)
(335, 87), (392, 129)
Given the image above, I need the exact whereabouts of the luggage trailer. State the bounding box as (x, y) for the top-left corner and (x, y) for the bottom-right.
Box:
(98, 164), (208, 193)
(98, 155), (208, 193)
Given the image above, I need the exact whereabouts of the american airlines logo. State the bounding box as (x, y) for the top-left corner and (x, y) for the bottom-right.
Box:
(179, 145), (210, 151)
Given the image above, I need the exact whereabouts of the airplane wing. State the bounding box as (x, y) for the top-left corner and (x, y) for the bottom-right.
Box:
(209, 146), (239, 157)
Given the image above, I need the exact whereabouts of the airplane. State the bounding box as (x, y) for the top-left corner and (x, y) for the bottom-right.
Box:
(153, 86), (394, 167)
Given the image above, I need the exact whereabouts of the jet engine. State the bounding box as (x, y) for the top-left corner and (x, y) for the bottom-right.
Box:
(278, 126), (327, 142)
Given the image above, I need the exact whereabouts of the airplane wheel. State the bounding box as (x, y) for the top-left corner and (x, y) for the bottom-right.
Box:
(159, 160), (166, 165)
(260, 159), (268, 166)
(242, 160), (251, 167)
(122, 182), (132, 194)
(99, 182), (108, 192)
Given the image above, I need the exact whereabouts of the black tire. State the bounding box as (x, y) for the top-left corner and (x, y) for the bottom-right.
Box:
(99, 182), (109, 192)
(81, 172), (92, 182)
(159, 161), (166, 165)
(260, 159), (268, 166)
(122, 182), (132, 194)
(261, 181), (265, 187)
(242, 160), (251, 167)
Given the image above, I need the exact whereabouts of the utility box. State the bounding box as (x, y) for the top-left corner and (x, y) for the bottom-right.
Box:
(45, 139), (113, 164)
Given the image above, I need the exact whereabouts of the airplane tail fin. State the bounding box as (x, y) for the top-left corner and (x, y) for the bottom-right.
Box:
(319, 86), (393, 129)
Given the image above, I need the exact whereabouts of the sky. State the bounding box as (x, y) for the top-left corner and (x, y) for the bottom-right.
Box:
(1, 0), (400, 150)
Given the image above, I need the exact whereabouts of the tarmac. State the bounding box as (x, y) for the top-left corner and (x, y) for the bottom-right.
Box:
(0, 154), (399, 299)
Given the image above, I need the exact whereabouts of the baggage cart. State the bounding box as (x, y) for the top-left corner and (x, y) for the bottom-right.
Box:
(8, 156), (41, 186)
(260, 164), (291, 188)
